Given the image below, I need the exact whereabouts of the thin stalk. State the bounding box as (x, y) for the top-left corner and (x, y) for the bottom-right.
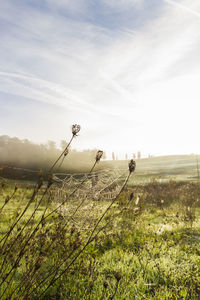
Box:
(0, 186), (41, 278)
(0, 186), (38, 245)
(24, 161), (99, 297)
(0, 189), (17, 216)
(0, 161), (98, 290)
(39, 172), (131, 296)
(48, 135), (74, 173)
(42, 161), (97, 221)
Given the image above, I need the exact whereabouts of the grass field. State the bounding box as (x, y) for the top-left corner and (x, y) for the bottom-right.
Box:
(102, 154), (200, 184)
(1, 154), (200, 184)
(0, 175), (200, 299)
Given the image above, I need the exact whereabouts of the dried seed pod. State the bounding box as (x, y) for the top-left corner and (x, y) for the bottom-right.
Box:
(72, 124), (81, 136)
(129, 192), (134, 201)
(64, 148), (69, 156)
(129, 159), (136, 173)
(114, 271), (122, 282)
(96, 150), (103, 163)
(14, 183), (18, 192)
(1, 181), (6, 188)
(103, 281), (108, 289)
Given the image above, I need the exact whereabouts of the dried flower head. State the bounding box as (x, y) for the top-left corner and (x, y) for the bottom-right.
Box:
(72, 124), (81, 136)
(103, 281), (108, 289)
(1, 181), (6, 188)
(64, 148), (69, 156)
(96, 150), (103, 162)
(14, 183), (18, 192)
(129, 192), (134, 201)
(129, 159), (136, 173)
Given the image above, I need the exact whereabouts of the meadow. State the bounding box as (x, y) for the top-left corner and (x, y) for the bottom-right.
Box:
(0, 173), (200, 299)
(0, 127), (200, 299)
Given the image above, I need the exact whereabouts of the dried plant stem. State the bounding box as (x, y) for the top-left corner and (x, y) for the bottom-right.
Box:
(39, 172), (131, 297)
(0, 187), (50, 286)
(0, 202), (7, 216)
(0, 189), (17, 216)
(0, 186), (38, 246)
(42, 161), (97, 221)
(0, 188), (40, 279)
(48, 135), (74, 173)
(110, 280), (120, 300)
(0, 161), (98, 291)
(23, 244), (80, 298)
(25, 161), (99, 297)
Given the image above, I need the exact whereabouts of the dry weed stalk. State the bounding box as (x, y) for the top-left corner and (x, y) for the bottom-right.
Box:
(39, 159), (135, 297)
(0, 127), (139, 299)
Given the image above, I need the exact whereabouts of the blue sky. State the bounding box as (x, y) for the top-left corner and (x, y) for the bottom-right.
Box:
(0, 0), (200, 158)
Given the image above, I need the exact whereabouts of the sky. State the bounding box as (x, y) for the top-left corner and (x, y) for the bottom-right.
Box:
(0, 0), (200, 159)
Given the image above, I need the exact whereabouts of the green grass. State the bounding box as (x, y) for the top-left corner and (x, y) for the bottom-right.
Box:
(102, 154), (200, 184)
(0, 181), (200, 299)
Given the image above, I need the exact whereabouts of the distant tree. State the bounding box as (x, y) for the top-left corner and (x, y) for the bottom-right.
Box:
(60, 140), (68, 150)
(125, 153), (128, 160)
(133, 153), (136, 159)
(102, 151), (106, 160)
(47, 140), (56, 150)
(137, 151), (141, 159)
(112, 152), (115, 160)
(0, 135), (107, 177)
(0, 135), (9, 147)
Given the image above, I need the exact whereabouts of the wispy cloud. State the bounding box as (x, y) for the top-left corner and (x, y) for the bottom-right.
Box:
(0, 0), (200, 156)
(165, 0), (200, 19)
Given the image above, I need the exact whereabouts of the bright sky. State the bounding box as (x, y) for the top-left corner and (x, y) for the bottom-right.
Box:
(0, 0), (200, 159)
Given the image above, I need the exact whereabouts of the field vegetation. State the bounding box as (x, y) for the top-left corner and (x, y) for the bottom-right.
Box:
(0, 127), (199, 299)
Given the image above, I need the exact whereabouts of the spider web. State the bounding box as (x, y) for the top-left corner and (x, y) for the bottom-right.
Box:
(52, 168), (127, 201)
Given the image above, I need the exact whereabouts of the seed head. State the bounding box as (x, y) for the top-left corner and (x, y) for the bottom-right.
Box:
(129, 159), (136, 173)
(64, 148), (69, 156)
(1, 181), (6, 188)
(14, 183), (18, 192)
(103, 281), (108, 289)
(96, 150), (103, 163)
(72, 124), (81, 136)
(129, 192), (134, 201)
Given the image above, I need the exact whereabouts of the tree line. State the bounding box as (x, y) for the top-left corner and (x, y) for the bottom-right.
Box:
(0, 135), (105, 180)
